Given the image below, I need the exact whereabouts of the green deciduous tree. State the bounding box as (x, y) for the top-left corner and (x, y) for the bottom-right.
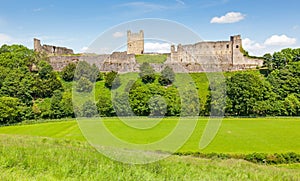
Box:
(61, 63), (77, 81)
(0, 97), (25, 124)
(76, 77), (93, 93)
(81, 100), (98, 117)
(104, 71), (121, 89)
(113, 93), (133, 116)
(226, 72), (275, 116)
(139, 62), (156, 84)
(74, 61), (99, 82)
(96, 94), (115, 117)
(159, 66), (175, 86)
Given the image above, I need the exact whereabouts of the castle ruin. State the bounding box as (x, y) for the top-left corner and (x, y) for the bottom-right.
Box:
(34, 38), (74, 55)
(170, 35), (262, 67)
(34, 31), (263, 72)
(127, 30), (144, 55)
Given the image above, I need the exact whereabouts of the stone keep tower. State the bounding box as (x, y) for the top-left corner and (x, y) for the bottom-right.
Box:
(230, 35), (243, 65)
(127, 30), (144, 55)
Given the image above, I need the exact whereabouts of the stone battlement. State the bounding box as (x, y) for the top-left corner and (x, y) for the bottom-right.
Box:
(34, 31), (263, 73)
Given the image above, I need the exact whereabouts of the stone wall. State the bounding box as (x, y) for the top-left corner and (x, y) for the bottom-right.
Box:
(34, 38), (74, 55)
(42, 34), (263, 73)
(170, 35), (263, 67)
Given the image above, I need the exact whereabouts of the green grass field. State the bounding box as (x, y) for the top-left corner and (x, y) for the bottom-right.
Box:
(0, 134), (299, 180)
(0, 117), (299, 180)
(1, 117), (299, 153)
(135, 54), (168, 64)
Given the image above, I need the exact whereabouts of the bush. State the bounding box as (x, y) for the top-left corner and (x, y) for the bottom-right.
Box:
(139, 62), (155, 84)
(105, 71), (121, 89)
(81, 100), (98, 117)
(159, 66), (175, 86)
(61, 63), (77, 82)
(76, 77), (93, 93)
(0, 97), (25, 124)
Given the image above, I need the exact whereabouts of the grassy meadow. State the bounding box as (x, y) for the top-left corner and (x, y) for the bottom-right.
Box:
(0, 117), (299, 153)
(1, 134), (299, 180)
(0, 117), (300, 180)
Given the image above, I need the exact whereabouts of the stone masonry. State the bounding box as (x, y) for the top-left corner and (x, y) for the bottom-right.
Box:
(34, 31), (263, 73)
(34, 38), (74, 55)
(127, 30), (144, 55)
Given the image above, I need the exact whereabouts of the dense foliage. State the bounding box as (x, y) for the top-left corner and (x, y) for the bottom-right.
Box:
(1, 44), (300, 124)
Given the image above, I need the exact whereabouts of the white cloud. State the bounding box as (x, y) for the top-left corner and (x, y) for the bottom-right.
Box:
(113, 32), (125, 38)
(210, 12), (245, 24)
(81, 46), (89, 52)
(242, 38), (265, 56)
(144, 42), (170, 53)
(242, 35), (298, 56)
(0, 33), (12, 46)
(264, 34), (297, 46)
(243, 38), (265, 50)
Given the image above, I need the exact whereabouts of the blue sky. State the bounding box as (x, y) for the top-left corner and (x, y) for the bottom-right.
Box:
(0, 0), (299, 55)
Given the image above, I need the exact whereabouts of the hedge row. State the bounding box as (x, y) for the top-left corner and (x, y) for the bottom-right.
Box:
(174, 152), (300, 165)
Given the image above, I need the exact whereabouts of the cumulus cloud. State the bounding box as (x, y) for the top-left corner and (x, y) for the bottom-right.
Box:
(0, 33), (12, 45)
(144, 42), (170, 53)
(210, 12), (245, 24)
(242, 35), (298, 56)
(243, 38), (265, 51)
(264, 34), (296, 46)
(113, 31), (125, 38)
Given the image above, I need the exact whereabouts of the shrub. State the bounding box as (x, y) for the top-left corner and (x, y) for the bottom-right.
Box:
(76, 77), (93, 93)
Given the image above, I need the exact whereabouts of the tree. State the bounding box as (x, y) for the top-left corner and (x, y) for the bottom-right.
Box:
(38, 60), (53, 79)
(267, 62), (300, 99)
(74, 61), (98, 82)
(164, 86), (181, 116)
(148, 95), (167, 117)
(159, 66), (175, 86)
(139, 62), (155, 84)
(263, 48), (300, 72)
(50, 90), (63, 119)
(0, 70), (33, 105)
(81, 100), (98, 117)
(0, 44), (35, 70)
(105, 71), (121, 89)
(181, 88), (200, 116)
(0, 97), (25, 124)
(60, 92), (74, 118)
(205, 78), (226, 117)
(96, 95), (115, 117)
(113, 93), (133, 116)
(283, 94), (300, 116)
(226, 72), (275, 116)
(76, 77), (93, 93)
(61, 63), (77, 81)
(129, 83), (165, 116)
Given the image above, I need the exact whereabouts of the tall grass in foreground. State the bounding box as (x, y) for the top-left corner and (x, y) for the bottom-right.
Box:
(0, 135), (299, 180)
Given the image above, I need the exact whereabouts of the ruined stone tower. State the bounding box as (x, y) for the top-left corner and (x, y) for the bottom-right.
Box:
(127, 30), (144, 55)
(230, 35), (243, 65)
(33, 38), (74, 55)
(34, 38), (42, 52)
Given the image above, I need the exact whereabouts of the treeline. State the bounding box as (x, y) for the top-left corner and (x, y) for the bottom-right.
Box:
(1, 44), (300, 124)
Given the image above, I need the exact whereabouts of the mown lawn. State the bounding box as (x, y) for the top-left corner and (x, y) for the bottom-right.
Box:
(0, 117), (299, 154)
